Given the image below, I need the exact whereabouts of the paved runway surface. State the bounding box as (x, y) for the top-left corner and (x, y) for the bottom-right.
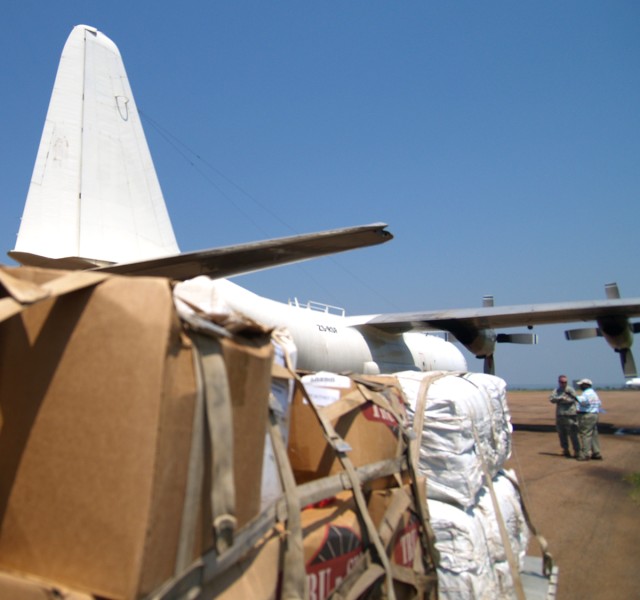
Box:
(504, 389), (640, 600)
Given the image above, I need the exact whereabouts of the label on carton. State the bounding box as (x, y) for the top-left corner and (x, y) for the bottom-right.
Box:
(362, 402), (399, 431)
(306, 525), (363, 600)
(394, 516), (420, 567)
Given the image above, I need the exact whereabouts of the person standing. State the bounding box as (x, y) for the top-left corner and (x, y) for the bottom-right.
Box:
(549, 374), (580, 458)
(575, 378), (603, 461)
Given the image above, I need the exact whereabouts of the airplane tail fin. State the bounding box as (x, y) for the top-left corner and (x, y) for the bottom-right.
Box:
(9, 25), (393, 280)
(10, 25), (179, 268)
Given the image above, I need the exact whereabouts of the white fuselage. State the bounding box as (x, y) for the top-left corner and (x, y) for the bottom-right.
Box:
(176, 278), (467, 374)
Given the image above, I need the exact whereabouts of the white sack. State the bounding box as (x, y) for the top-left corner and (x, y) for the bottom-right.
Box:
(428, 471), (529, 600)
(476, 470), (529, 596)
(395, 371), (512, 508)
(427, 498), (499, 600)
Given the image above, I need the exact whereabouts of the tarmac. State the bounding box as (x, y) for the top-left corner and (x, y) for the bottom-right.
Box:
(504, 389), (640, 600)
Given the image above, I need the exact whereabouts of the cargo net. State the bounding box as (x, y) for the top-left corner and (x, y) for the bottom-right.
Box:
(0, 268), (551, 600)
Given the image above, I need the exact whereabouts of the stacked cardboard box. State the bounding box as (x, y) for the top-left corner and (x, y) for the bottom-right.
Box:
(0, 267), (273, 599)
(288, 371), (407, 487)
(285, 371), (438, 599)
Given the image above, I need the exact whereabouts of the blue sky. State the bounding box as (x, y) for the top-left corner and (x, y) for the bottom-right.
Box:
(1, 2), (639, 386)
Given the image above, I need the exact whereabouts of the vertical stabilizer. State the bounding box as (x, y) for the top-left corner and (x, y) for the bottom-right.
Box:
(11, 25), (179, 267)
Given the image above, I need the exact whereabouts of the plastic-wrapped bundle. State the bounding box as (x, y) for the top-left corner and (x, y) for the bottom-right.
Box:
(427, 498), (500, 600)
(464, 373), (513, 470)
(476, 470), (529, 596)
(394, 371), (512, 508)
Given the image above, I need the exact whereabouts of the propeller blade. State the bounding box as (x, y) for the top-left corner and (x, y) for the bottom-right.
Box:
(482, 295), (494, 308)
(605, 282), (621, 299)
(496, 333), (538, 345)
(565, 327), (602, 341)
(484, 355), (495, 375)
(620, 349), (638, 378)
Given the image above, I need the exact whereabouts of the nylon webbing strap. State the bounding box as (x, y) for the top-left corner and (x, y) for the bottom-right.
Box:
(174, 335), (208, 575)
(190, 332), (237, 555)
(377, 488), (412, 550)
(354, 380), (408, 432)
(273, 341), (405, 599)
(403, 437), (441, 576)
(316, 386), (367, 423)
(292, 376), (397, 600)
(471, 424), (526, 600)
(267, 400), (306, 599)
(502, 470), (555, 577)
(405, 372), (451, 575)
(410, 372), (452, 466)
(395, 431), (440, 586)
(149, 505), (282, 600)
(332, 555), (385, 600)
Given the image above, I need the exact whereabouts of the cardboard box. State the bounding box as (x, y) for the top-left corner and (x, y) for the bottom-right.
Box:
(0, 267), (273, 599)
(288, 372), (407, 485)
(211, 529), (284, 600)
(301, 492), (364, 600)
(0, 570), (94, 600)
(368, 481), (438, 600)
(367, 485), (423, 569)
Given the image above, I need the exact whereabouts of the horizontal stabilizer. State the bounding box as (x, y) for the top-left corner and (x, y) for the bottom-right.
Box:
(564, 327), (602, 341)
(496, 333), (538, 344)
(93, 223), (392, 280)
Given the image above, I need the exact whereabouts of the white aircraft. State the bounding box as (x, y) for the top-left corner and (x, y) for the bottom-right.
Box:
(6, 24), (640, 377)
(626, 378), (640, 390)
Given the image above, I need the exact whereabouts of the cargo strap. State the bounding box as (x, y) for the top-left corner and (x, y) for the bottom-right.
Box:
(266, 396), (307, 600)
(353, 379), (410, 465)
(375, 486), (433, 593)
(189, 332), (237, 555)
(406, 371), (456, 576)
(461, 374), (503, 458)
(409, 371), (453, 467)
(377, 486), (412, 549)
(150, 506), (282, 600)
(331, 554), (386, 600)
(323, 375), (406, 429)
(292, 375), (396, 600)
(278, 342), (396, 599)
(471, 424), (526, 600)
(403, 440), (440, 577)
(268, 329), (307, 599)
(175, 332), (207, 574)
(375, 487), (428, 592)
(502, 470), (555, 578)
(0, 269), (109, 324)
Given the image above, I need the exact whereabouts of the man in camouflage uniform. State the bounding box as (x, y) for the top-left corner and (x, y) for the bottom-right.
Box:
(549, 374), (579, 458)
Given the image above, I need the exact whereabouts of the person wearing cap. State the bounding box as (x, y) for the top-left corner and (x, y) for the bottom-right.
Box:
(575, 378), (603, 461)
(549, 374), (580, 458)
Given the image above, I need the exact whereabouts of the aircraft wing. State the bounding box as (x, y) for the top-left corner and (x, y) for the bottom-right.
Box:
(349, 297), (640, 377)
(90, 222), (392, 280)
(354, 298), (640, 333)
